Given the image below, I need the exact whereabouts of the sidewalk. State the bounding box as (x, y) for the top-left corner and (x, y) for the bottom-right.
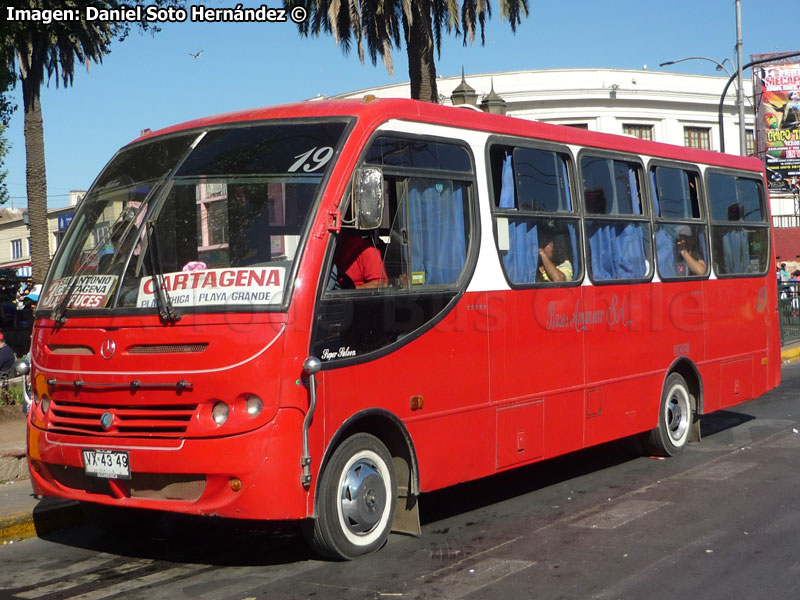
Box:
(3, 343), (800, 544)
(781, 342), (800, 363)
(0, 416), (84, 543)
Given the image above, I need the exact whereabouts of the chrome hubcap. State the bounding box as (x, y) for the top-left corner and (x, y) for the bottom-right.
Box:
(666, 388), (689, 443)
(340, 458), (386, 536)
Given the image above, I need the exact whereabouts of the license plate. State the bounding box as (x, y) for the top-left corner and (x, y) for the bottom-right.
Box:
(82, 449), (131, 479)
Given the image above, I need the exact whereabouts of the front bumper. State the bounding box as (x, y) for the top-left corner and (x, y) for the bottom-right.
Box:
(27, 407), (309, 520)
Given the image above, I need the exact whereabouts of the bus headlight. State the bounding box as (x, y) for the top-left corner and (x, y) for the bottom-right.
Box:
(246, 395), (263, 417)
(212, 402), (229, 426)
(41, 395), (50, 414)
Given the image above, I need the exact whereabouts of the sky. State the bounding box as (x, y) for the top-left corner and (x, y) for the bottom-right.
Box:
(3, 0), (799, 210)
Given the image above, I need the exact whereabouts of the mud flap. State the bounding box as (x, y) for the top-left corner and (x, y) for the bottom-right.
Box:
(689, 415), (702, 444)
(391, 486), (421, 536)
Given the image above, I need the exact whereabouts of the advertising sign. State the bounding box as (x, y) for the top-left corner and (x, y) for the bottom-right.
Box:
(752, 52), (800, 190)
(135, 266), (284, 308)
(39, 275), (118, 309)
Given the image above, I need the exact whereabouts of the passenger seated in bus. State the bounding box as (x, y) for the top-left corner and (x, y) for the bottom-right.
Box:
(675, 225), (706, 276)
(330, 229), (388, 289)
(537, 231), (572, 282)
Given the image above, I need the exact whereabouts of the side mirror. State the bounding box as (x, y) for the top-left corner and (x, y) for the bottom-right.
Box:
(352, 167), (384, 230)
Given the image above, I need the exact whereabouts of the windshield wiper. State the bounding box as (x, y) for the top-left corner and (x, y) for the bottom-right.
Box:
(145, 218), (181, 324)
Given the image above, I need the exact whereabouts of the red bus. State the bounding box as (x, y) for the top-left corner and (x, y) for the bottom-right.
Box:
(27, 98), (781, 559)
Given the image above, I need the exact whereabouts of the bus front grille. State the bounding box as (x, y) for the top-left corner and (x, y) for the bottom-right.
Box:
(47, 465), (206, 502)
(47, 399), (198, 437)
(128, 343), (209, 354)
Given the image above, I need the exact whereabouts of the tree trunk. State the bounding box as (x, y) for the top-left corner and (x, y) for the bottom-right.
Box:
(406, 0), (439, 103)
(21, 75), (50, 285)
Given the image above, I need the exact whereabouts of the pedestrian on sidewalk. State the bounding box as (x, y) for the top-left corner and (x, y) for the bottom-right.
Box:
(0, 333), (15, 375)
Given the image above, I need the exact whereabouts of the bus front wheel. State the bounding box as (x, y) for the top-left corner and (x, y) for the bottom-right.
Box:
(648, 373), (693, 456)
(309, 433), (398, 560)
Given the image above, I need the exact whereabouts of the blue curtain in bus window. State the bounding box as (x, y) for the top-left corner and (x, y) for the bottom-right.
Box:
(628, 168), (641, 214)
(617, 224), (646, 278)
(568, 223), (579, 277)
(503, 220), (538, 284)
(499, 154), (515, 209)
(655, 227), (677, 278)
(699, 233), (708, 265)
(560, 157), (572, 211)
(589, 222), (646, 280)
(722, 228), (748, 273)
(649, 170), (660, 216)
(498, 154), (537, 283)
(588, 224), (616, 279)
(408, 179), (466, 285)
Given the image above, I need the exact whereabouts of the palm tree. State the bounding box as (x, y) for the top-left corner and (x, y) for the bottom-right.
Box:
(286, 0), (529, 103)
(3, 6), (113, 284)
(2, 1), (181, 285)
(0, 47), (15, 208)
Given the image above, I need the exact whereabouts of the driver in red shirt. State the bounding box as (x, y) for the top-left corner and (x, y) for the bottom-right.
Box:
(332, 230), (388, 289)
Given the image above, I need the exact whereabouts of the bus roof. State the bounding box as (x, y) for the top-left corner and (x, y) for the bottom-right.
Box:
(131, 97), (764, 174)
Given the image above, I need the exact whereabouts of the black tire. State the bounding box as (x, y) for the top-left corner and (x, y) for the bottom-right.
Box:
(309, 433), (397, 560)
(647, 373), (693, 456)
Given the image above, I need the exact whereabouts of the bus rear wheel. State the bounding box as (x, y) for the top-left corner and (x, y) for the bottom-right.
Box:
(309, 433), (397, 560)
(648, 373), (693, 456)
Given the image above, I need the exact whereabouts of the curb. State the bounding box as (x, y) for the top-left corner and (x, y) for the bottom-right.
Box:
(0, 501), (84, 544)
(0, 451), (28, 481)
(781, 345), (800, 363)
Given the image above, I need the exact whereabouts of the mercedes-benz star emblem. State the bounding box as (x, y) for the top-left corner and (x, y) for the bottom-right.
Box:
(100, 339), (116, 360)
(100, 411), (114, 430)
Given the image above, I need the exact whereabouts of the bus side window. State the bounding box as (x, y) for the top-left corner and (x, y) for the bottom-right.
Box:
(582, 154), (651, 282)
(327, 175), (470, 291)
(315, 135), (475, 362)
(707, 172), (769, 275)
(491, 144), (581, 286)
(650, 166), (708, 279)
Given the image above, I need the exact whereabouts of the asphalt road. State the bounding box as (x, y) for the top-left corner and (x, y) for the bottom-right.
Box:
(3, 363), (800, 600)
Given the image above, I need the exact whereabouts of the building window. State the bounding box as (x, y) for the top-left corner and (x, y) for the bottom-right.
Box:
(746, 129), (755, 156)
(564, 123), (589, 130)
(11, 239), (23, 259)
(623, 124), (653, 140)
(684, 127), (711, 150)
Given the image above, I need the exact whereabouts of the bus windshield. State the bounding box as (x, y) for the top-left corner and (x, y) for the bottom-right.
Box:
(41, 120), (348, 315)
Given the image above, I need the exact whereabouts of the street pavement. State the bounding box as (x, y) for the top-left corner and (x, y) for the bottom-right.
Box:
(3, 343), (800, 546)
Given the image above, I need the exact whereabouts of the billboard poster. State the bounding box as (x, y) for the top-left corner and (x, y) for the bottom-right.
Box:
(752, 52), (800, 190)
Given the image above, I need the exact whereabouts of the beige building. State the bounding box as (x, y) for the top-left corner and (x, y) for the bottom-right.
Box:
(0, 191), (84, 277)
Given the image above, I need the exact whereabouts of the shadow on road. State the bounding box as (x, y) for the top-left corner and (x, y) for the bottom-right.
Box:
(34, 408), (758, 566)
